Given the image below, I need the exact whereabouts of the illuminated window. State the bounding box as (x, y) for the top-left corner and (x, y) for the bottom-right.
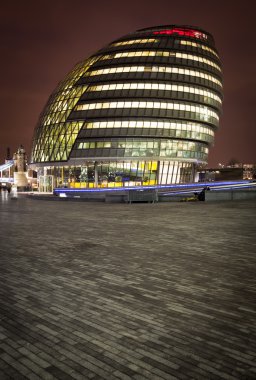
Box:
(111, 38), (158, 47)
(179, 40), (218, 57)
(87, 82), (221, 103)
(99, 50), (221, 72)
(79, 125), (213, 147)
(76, 101), (219, 121)
(175, 53), (220, 71)
(84, 65), (222, 87)
(76, 138), (209, 161)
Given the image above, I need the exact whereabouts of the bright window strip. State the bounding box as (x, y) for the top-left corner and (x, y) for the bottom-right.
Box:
(76, 101), (219, 121)
(87, 82), (221, 103)
(99, 50), (221, 72)
(77, 140), (209, 154)
(179, 40), (218, 57)
(83, 65), (222, 87)
(176, 52), (220, 71)
(111, 38), (158, 47)
(84, 120), (214, 136)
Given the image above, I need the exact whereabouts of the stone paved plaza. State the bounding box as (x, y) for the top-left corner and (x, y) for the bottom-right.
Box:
(0, 194), (256, 379)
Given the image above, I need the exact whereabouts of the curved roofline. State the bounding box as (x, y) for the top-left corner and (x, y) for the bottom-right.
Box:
(136, 24), (211, 35)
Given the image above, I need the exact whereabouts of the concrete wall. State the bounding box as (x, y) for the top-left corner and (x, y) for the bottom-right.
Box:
(205, 190), (256, 202)
(43, 188), (256, 203)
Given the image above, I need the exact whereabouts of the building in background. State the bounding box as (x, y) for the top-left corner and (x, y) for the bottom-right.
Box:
(242, 164), (256, 180)
(199, 163), (256, 182)
(30, 25), (223, 189)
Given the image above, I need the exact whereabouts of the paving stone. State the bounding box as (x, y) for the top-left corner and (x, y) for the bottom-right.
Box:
(46, 365), (76, 380)
(18, 357), (53, 379)
(0, 197), (256, 379)
(0, 352), (31, 376)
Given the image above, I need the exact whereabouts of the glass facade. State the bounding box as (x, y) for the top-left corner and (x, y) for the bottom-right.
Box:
(30, 25), (223, 188)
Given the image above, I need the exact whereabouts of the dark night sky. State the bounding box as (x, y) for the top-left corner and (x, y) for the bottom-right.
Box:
(1, 0), (255, 167)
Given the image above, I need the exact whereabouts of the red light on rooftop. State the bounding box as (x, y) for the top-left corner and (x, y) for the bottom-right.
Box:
(153, 28), (207, 40)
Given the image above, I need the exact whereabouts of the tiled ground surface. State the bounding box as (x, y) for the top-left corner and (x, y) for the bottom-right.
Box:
(0, 194), (256, 379)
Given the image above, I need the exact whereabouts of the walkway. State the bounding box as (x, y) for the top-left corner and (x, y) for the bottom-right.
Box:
(0, 196), (255, 379)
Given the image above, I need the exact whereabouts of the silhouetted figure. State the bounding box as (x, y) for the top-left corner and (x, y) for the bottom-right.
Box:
(198, 188), (206, 201)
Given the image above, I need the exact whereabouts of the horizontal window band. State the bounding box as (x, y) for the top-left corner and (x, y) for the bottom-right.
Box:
(111, 38), (159, 47)
(110, 39), (218, 58)
(75, 138), (209, 152)
(98, 51), (221, 72)
(85, 82), (221, 103)
(76, 101), (219, 121)
(83, 65), (222, 87)
(78, 131), (214, 145)
(80, 120), (215, 135)
(178, 40), (218, 57)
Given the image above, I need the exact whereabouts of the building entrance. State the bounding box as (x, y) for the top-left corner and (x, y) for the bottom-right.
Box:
(38, 175), (54, 192)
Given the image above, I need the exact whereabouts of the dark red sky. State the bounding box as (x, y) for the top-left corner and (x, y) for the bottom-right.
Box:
(1, 0), (255, 167)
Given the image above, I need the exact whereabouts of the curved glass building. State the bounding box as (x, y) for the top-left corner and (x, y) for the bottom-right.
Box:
(30, 25), (223, 189)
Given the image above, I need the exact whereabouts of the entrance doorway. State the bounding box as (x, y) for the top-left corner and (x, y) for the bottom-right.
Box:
(38, 175), (54, 192)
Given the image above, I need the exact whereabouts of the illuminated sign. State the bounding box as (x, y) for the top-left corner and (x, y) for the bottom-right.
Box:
(153, 28), (207, 40)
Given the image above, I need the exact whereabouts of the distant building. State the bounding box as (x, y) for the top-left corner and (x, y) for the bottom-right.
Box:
(30, 25), (223, 189)
(243, 164), (255, 180)
(199, 164), (256, 182)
